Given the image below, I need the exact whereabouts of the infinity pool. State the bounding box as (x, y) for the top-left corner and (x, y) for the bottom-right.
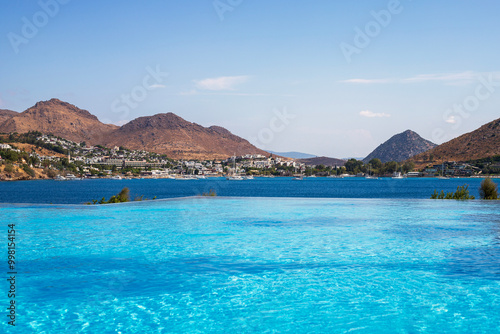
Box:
(3, 197), (500, 333)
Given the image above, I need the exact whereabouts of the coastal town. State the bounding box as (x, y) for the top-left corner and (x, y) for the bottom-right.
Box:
(0, 132), (497, 181)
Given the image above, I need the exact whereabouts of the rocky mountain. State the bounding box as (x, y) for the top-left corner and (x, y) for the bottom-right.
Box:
(410, 117), (500, 164)
(0, 99), (268, 160)
(103, 113), (269, 159)
(0, 109), (18, 124)
(0, 99), (118, 144)
(363, 130), (437, 163)
(297, 156), (346, 167)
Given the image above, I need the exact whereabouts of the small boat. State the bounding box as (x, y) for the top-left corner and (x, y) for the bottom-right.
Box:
(365, 164), (378, 179)
(54, 175), (66, 181)
(242, 175), (254, 180)
(177, 175), (197, 180)
(437, 162), (449, 179)
(226, 175), (244, 180)
(111, 175), (123, 180)
(392, 172), (404, 179)
(65, 173), (81, 180)
(196, 175), (206, 179)
(226, 155), (243, 180)
(292, 175), (303, 180)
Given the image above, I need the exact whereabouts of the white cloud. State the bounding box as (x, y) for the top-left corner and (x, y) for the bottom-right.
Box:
(359, 110), (391, 118)
(341, 71), (500, 86)
(194, 75), (249, 91)
(148, 84), (166, 89)
(402, 71), (477, 85)
(177, 91), (294, 97)
(445, 115), (457, 124)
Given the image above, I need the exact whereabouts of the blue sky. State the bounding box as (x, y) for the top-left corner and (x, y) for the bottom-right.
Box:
(1, 0), (500, 158)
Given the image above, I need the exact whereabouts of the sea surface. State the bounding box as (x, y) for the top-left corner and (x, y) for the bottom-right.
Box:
(0, 177), (489, 204)
(1, 197), (499, 333)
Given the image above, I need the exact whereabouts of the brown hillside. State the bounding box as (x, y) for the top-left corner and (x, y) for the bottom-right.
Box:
(410, 118), (500, 164)
(0, 99), (118, 144)
(104, 113), (268, 159)
(0, 99), (269, 159)
(0, 109), (18, 125)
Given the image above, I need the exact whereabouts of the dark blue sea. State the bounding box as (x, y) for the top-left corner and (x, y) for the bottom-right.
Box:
(0, 177), (488, 204)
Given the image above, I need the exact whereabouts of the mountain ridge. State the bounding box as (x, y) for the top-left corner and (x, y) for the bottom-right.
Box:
(363, 130), (437, 163)
(0, 99), (267, 159)
(0, 99), (118, 144)
(103, 112), (268, 159)
(409, 118), (500, 164)
(0, 109), (18, 124)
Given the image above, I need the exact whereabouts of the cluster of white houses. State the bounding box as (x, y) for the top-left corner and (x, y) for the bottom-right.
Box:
(0, 134), (492, 178)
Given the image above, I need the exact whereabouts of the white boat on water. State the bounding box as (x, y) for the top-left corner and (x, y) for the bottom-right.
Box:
(292, 175), (303, 180)
(226, 155), (244, 180)
(226, 175), (244, 180)
(65, 173), (81, 180)
(111, 175), (123, 180)
(365, 164), (378, 179)
(177, 175), (197, 180)
(196, 175), (206, 179)
(242, 175), (254, 180)
(54, 175), (66, 181)
(392, 172), (404, 179)
(437, 162), (449, 179)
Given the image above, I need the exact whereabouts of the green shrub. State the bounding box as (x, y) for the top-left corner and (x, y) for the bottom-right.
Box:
(45, 169), (57, 178)
(430, 185), (475, 200)
(4, 163), (14, 173)
(22, 164), (36, 178)
(91, 187), (135, 204)
(452, 185), (474, 200)
(479, 177), (499, 200)
(201, 189), (217, 196)
(116, 187), (130, 202)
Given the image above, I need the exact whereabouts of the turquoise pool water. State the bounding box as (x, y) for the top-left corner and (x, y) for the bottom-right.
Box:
(2, 197), (500, 333)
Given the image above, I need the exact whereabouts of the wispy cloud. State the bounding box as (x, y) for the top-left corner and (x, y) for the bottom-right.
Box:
(148, 84), (166, 89)
(401, 71), (477, 85)
(177, 91), (294, 97)
(194, 75), (249, 91)
(341, 78), (393, 84)
(359, 110), (391, 118)
(445, 115), (457, 124)
(341, 71), (500, 86)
